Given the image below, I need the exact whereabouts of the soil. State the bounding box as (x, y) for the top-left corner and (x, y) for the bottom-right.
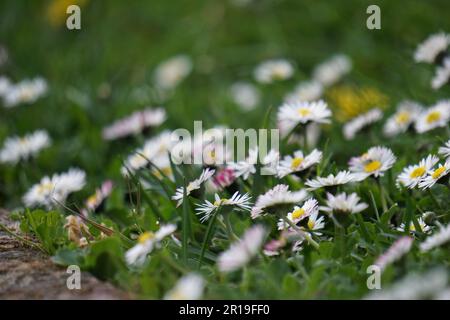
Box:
(0, 209), (129, 299)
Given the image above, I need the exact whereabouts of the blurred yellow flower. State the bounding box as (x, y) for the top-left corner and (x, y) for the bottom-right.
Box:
(46, 0), (88, 27)
(326, 85), (389, 122)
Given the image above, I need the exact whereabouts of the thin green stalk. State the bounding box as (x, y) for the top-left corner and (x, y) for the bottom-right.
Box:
(0, 222), (48, 254)
(198, 206), (222, 268)
(280, 215), (319, 249)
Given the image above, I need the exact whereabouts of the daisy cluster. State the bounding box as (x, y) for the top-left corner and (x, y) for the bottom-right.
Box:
(4, 27), (450, 300)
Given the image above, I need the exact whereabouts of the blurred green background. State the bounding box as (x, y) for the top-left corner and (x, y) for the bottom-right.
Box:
(1, 0), (449, 206)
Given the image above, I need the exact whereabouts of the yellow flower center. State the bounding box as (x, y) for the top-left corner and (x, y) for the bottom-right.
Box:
(395, 111), (410, 124)
(432, 166), (446, 180)
(410, 166), (426, 178)
(409, 224), (416, 232)
(307, 219), (314, 230)
(87, 194), (97, 206)
(213, 198), (227, 206)
(364, 160), (381, 173)
(138, 231), (154, 244)
(291, 157), (304, 169)
(37, 182), (54, 195)
(297, 108), (311, 117)
(291, 208), (306, 220)
(426, 111), (441, 124)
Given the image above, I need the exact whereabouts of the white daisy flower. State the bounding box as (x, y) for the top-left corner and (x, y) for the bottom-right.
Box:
(414, 32), (450, 64)
(102, 108), (166, 141)
(122, 131), (173, 175)
(277, 100), (331, 136)
(432, 57), (450, 90)
(305, 211), (326, 235)
(320, 192), (368, 215)
(305, 170), (366, 190)
(81, 180), (114, 216)
(164, 273), (204, 300)
(254, 59), (294, 84)
(227, 147), (279, 180)
(3, 77), (47, 108)
(343, 108), (383, 140)
(277, 198), (319, 230)
(154, 55), (192, 90)
(251, 184), (308, 219)
(438, 139), (450, 159)
(383, 101), (423, 137)
(397, 217), (431, 234)
(312, 54), (352, 87)
(0, 130), (50, 164)
(230, 81), (260, 111)
(172, 168), (215, 207)
(195, 192), (252, 223)
(348, 146), (396, 179)
(396, 155), (439, 189)
(284, 80), (323, 103)
(415, 100), (450, 133)
(23, 168), (86, 209)
(217, 225), (266, 273)
(277, 149), (322, 178)
(125, 224), (176, 266)
(418, 161), (450, 189)
(375, 236), (413, 271)
(420, 223), (450, 252)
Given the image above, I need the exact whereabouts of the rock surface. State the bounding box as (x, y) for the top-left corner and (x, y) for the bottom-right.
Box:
(0, 209), (128, 299)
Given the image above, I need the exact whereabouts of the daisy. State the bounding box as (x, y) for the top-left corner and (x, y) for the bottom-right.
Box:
(284, 80), (323, 103)
(420, 223), (450, 252)
(23, 168), (86, 209)
(414, 32), (450, 64)
(432, 57), (450, 90)
(320, 192), (368, 215)
(254, 59), (294, 84)
(415, 100), (450, 133)
(227, 147), (279, 180)
(438, 139), (450, 159)
(3, 77), (47, 108)
(312, 54), (352, 87)
(81, 180), (114, 216)
(277, 100), (331, 136)
(230, 81), (260, 111)
(343, 108), (383, 140)
(208, 167), (236, 191)
(375, 236), (413, 271)
(195, 192), (252, 222)
(277, 198), (319, 230)
(154, 55), (192, 90)
(383, 101), (423, 137)
(0, 130), (50, 164)
(418, 161), (450, 189)
(172, 168), (215, 207)
(305, 211), (326, 235)
(164, 273), (205, 300)
(102, 108), (166, 141)
(305, 170), (365, 190)
(122, 131), (173, 174)
(125, 224), (177, 266)
(397, 216), (431, 234)
(396, 155), (439, 189)
(217, 224), (266, 272)
(348, 146), (396, 178)
(277, 149), (322, 178)
(251, 184), (308, 219)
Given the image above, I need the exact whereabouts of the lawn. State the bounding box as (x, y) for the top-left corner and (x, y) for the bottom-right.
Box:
(0, 0), (449, 299)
